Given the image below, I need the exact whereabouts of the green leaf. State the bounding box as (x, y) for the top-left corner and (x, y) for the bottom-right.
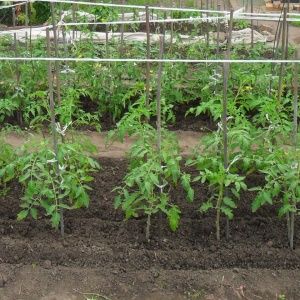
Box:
(17, 210), (29, 221)
(114, 195), (122, 209)
(200, 201), (213, 213)
(223, 197), (237, 209)
(221, 206), (234, 220)
(167, 206), (181, 232)
(51, 211), (60, 229)
(252, 190), (272, 212)
(278, 204), (295, 218)
(30, 208), (38, 220)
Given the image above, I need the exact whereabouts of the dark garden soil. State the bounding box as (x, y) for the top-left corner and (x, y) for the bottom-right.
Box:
(0, 158), (300, 300)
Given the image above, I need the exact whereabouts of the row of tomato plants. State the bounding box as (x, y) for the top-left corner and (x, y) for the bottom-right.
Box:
(0, 95), (299, 248)
(0, 33), (293, 132)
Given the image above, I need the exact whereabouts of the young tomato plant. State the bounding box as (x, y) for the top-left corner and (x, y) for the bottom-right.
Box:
(251, 147), (300, 249)
(16, 131), (100, 231)
(188, 121), (251, 240)
(114, 125), (194, 242)
(0, 139), (16, 196)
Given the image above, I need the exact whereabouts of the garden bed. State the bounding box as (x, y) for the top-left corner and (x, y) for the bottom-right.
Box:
(0, 158), (299, 299)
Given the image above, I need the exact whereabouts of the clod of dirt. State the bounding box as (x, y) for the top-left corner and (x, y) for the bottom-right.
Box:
(0, 275), (7, 288)
(42, 260), (52, 269)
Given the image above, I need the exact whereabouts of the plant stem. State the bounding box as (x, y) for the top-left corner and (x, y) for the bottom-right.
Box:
(216, 183), (224, 241)
(146, 214), (151, 242)
(287, 211), (291, 243)
(226, 218), (230, 240)
(290, 211), (294, 249)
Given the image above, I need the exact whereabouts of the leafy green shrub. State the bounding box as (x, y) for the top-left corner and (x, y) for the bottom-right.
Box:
(114, 125), (193, 241)
(251, 147), (300, 249)
(188, 122), (252, 240)
(16, 133), (100, 230)
(0, 140), (16, 195)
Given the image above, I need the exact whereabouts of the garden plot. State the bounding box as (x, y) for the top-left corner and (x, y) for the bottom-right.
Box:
(0, 0), (300, 299)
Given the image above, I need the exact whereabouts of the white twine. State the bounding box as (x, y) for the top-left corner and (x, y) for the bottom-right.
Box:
(0, 0), (229, 14)
(0, 57), (299, 64)
(58, 16), (228, 27)
(0, 1), (27, 9)
(0, 24), (53, 34)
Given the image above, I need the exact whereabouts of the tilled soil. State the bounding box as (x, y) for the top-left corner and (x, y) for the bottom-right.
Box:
(0, 158), (300, 300)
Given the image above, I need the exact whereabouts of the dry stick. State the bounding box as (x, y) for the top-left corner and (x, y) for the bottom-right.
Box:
(220, 9), (233, 241)
(216, 3), (220, 56)
(50, 2), (62, 105)
(170, 10), (173, 48)
(206, 0), (209, 47)
(12, 7), (22, 126)
(251, 0), (253, 48)
(72, 3), (76, 40)
(290, 50), (299, 250)
(163, 11), (167, 46)
(284, 1), (290, 61)
(46, 28), (63, 237)
(277, 7), (287, 103)
(157, 36), (164, 185)
(268, 17), (282, 96)
(120, 0), (125, 56)
(105, 24), (109, 54)
(25, 2), (28, 50)
(145, 5), (151, 110)
(50, 3), (64, 236)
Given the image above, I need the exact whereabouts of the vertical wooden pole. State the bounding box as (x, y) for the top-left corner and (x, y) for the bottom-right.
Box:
(251, 0), (254, 48)
(50, 2), (62, 104)
(293, 51), (299, 148)
(216, 3), (221, 56)
(157, 36), (164, 154)
(206, 0), (209, 48)
(290, 50), (299, 250)
(12, 7), (22, 126)
(170, 10), (173, 47)
(163, 11), (167, 45)
(72, 3), (76, 40)
(120, 0), (125, 56)
(146, 5), (151, 110)
(25, 2), (29, 50)
(277, 7), (287, 102)
(222, 10), (233, 241)
(105, 24), (109, 54)
(46, 28), (64, 238)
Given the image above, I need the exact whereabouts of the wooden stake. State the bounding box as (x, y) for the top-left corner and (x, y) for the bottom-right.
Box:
(290, 50), (299, 250)
(105, 24), (109, 55)
(12, 7), (22, 126)
(156, 37), (164, 152)
(120, 0), (125, 56)
(206, 0), (209, 47)
(251, 0), (254, 48)
(25, 2), (28, 50)
(146, 5), (151, 109)
(50, 2), (62, 105)
(293, 50), (299, 148)
(277, 7), (287, 102)
(216, 3), (221, 56)
(222, 9), (233, 241)
(46, 28), (64, 238)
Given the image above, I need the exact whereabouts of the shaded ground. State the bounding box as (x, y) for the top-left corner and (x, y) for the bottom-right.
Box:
(0, 158), (299, 299)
